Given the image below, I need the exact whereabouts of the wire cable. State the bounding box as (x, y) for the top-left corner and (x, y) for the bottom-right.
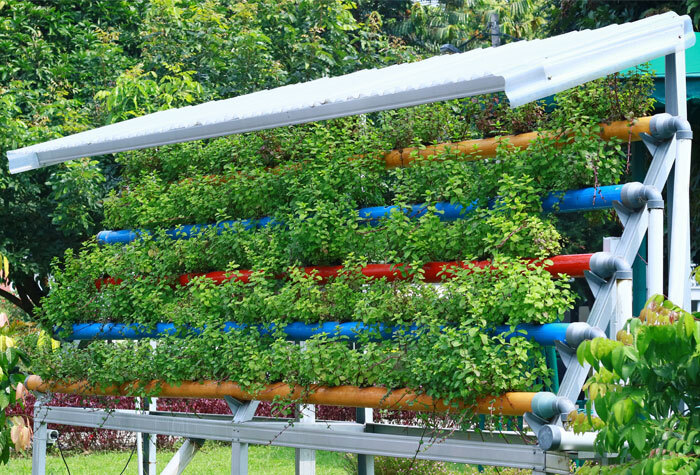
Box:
(118, 440), (137, 475)
(55, 436), (72, 475)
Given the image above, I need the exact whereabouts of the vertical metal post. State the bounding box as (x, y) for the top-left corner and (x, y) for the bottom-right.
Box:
(147, 397), (157, 474)
(665, 51), (691, 310)
(231, 439), (249, 475)
(295, 403), (316, 475)
(615, 276), (633, 339)
(138, 396), (157, 475)
(356, 408), (374, 475)
(295, 341), (316, 475)
(227, 397), (259, 475)
(31, 394), (49, 475)
(648, 206), (664, 298)
(631, 142), (648, 314)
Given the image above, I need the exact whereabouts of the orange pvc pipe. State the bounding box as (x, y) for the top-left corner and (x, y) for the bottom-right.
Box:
(25, 376), (535, 415)
(383, 116), (652, 168)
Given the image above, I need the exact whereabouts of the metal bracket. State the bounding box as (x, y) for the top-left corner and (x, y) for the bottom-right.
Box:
(584, 270), (606, 298)
(554, 340), (577, 369)
(612, 201), (633, 228)
(640, 132), (660, 156)
(225, 397), (260, 424)
(524, 412), (549, 433)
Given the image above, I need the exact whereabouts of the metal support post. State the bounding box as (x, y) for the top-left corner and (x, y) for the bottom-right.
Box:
(295, 403), (316, 475)
(647, 205), (664, 298)
(615, 277), (633, 338)
(295, 341), (316, 475)
(138, 340), (158, 475)
(31, 393), (50, 475)
(137, 396), (157, 475)
(231, 438), (249, 475)
(162, 439), (204, 475)
(630, 142), (648, 314)
(665, 51), (692, 310)
(227, 396), (260, 475)
(356, 408), (375, 475)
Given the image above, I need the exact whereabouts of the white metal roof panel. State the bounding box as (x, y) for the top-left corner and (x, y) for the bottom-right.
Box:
(7, 12), (694, 173)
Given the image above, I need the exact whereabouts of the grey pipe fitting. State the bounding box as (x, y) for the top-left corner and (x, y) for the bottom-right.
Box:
(537, 424), (563, 451)
(620, 182), (664, 210)
(531, 392), (576, 421)
(589, 252), (632, 280)
(565, 322), (606, 348)
(650, 113), (693, 140)
(537, 424), (597, 451)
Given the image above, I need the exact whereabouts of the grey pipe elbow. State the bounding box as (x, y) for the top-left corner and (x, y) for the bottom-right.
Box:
(589, 252), (632, 280)
(620, 182), (664, 210)
(531, 392), (576, 421)
(650, 113), (693, 140)
(565, 322), (606, 348)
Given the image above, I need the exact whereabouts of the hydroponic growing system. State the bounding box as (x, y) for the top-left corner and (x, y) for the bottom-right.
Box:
(7, 12), (695, 475)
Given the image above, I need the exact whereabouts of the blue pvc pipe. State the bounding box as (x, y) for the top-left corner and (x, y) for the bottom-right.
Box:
(97, 185), (623, 244)
(57, 321), (570, 346)
(541, 185), (622, 213)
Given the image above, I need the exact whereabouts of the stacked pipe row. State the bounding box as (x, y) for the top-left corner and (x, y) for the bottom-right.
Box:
(31, 105), (648, 413)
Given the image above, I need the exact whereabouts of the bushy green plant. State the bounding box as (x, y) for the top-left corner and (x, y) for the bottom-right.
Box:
(34, 69), (657, 424)
(575, 295), (700, 473)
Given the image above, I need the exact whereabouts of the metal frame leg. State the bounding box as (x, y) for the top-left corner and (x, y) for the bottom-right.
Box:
(231, 438), (250, 475)
(665, 51), (692, 310)
(614, 277), (633, 339)
(295, 403), (316, 475)
(31, 393), (50, 475)
(137, 396), (157, 475)
(226, 397), (260, 475)
(356, 408), (374, 475)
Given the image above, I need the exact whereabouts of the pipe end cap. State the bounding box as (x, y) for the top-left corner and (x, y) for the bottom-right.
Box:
(537, 425), (561, 451)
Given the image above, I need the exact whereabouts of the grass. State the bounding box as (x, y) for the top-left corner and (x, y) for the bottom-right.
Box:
(5, 442), (532, 474)
(6, 443), (349, 474)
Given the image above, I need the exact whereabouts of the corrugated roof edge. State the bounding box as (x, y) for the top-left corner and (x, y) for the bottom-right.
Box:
(6, 12), (695, 174)
(506, 14), (695, 106)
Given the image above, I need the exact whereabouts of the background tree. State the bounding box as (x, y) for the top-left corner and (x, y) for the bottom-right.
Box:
(0, 0), (415, 317)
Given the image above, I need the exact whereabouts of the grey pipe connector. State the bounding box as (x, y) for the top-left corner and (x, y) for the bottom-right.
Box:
(531, 392), (576, 421)
(538, 424), (562, 450)
(620, 182), (664, 210)
(650, 113), (693, 140)
(565, 322), (606, 348)
(537, 425), (597, 451)
(589, 252), (632, 280)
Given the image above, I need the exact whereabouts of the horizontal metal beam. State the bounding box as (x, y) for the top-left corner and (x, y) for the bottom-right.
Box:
(35, 406), (569, 472)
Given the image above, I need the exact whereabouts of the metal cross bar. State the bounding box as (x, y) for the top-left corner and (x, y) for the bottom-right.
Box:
(34, 405), (569, 472)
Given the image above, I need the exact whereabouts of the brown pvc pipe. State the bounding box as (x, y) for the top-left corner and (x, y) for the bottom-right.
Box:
(383, 116), (652, 168)
(25, 376), (535, 415)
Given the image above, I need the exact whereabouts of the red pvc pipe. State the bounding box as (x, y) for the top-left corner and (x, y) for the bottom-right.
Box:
(96, 254), (591, 289)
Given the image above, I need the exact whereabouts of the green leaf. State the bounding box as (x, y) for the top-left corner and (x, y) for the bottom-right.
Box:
(630, 426), (646, 453)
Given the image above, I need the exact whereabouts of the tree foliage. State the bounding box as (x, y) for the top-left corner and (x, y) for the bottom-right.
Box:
(0, 0), (414, 316)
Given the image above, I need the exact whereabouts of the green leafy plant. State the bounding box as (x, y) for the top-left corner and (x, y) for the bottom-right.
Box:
(575, 295), (700, 473)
